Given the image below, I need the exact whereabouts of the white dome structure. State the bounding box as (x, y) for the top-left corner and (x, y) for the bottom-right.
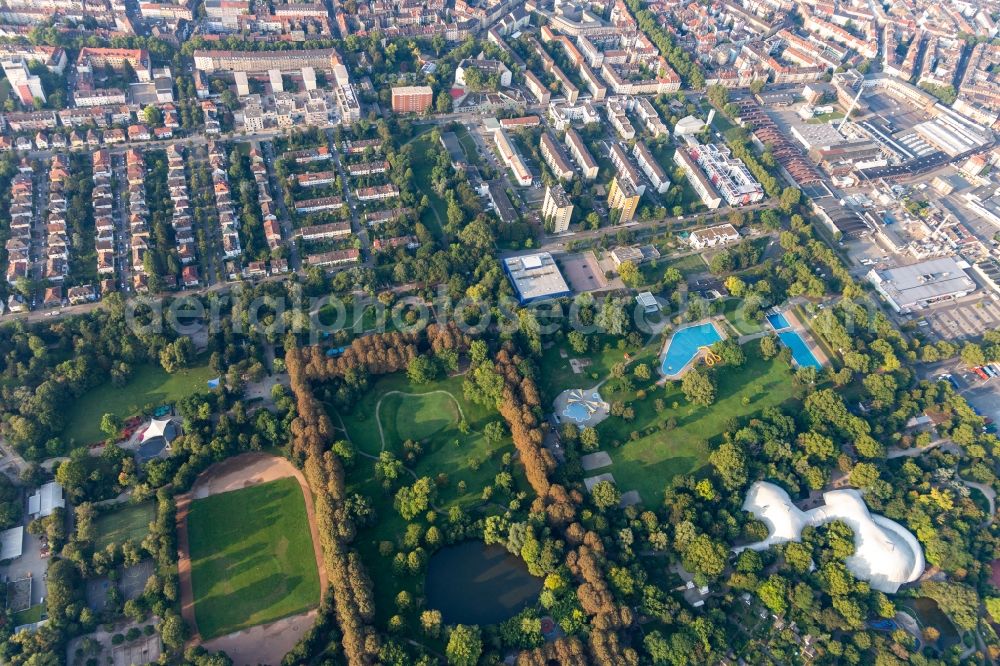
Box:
(737, 481), (925, 593)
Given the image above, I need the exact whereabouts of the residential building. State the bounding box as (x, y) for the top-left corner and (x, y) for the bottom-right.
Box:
(392, 85), (434, 113)
(689, 223), (741, 250)
(608, 175), (641, 223)
(540, 132), (574, 182)
(542, 184), (574, 233)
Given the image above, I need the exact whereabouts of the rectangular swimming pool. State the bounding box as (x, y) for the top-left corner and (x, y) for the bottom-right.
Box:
(766, 312), (791, 330)
(778, 330), (822, 370)
(660, 322), (724, 378)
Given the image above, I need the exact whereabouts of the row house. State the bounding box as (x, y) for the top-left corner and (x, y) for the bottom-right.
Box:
(44, 155), (70, 285)
(126, 149), (152, 292)
(354, 184), (399, 202)
(296, 170), (338, 187)
(297, 221), (352, 241)
(208, 141), (243, 259)
(346, 160), (389, 177)
(249, 146), (282, 252)
(167, 145), (197, 274)
(92, 149), (116, 279)
(5, 170), (33, 285)
(295, 195), (344, 214)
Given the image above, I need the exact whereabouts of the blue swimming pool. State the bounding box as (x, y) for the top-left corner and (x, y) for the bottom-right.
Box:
(767, 312), (791, 330)
(778, 330), (822, 370)
(563, 402), (591, 423)
(661, 322), (724, 377)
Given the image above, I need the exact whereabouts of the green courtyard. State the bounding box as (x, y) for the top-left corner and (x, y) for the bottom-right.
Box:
(64, 360), (215, 446)
(186, 477), (321, 639)
(93, 501), (155, 550)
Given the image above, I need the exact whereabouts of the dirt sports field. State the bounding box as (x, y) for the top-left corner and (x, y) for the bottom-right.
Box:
(175, 452), (327, 665)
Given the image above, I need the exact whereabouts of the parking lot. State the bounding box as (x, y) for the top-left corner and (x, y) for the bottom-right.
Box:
(917, 297), (1000, 341)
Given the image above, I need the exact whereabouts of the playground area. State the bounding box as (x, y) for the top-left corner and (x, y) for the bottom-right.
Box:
(659, 320), (725, 378)
(553, 388), (609, 428)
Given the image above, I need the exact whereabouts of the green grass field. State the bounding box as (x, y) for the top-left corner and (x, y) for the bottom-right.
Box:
(93, 502), (155, 550)
(332, 372), (523, 626)
(598, 344), (797, 503)
(640, 252), (707, 286)
(63, 360), (215, 445)
(11, 604), (43, 627)
(186, 478), (321, 639)
(723, 299), (765, 335)
(408, 133), (448, 241)
(537, 334), (661, 404)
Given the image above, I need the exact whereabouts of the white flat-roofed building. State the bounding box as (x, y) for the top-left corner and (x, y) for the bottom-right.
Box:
(689, 223), (740, 250)
(673, 146), (722, 210)
(632, 141), (669, 194)
(28, 481), (64, 519)
(504, 252), (571, 303)
(540, 132), (574, 182)
(542, 183), (574, 233)
(688, 143), (764, 207)
(0, 526), (23, 560)
(565, 127), (598, 180)
(493, 128), (532, 186)
(866, 256), (976, 313)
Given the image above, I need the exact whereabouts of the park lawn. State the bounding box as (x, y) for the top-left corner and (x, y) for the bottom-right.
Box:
(597, 344), (797, 504)
(723, 298), (765, 335)
(537, 333), (662, 404)
(409, 133), (448, 241)
(331, 371), (525, 628)
(186, 477), (321, 640)
(640, 252), (706, 286)
(93, 502), (155, 550)
(453, 125), (481, 166)
(63, 359), (215, 446)
(12, 604), (44, 626)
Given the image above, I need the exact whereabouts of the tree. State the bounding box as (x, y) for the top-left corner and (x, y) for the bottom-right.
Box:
(681, 369), (716, 406)
(435, 91), (452, 113)
(618, 260), (642, 288)
(580, 426), (599, 451)
(709, 442), (746, 490)
(682, 534), (727, 579)
(595, 297), (628, 336)
(446, 624), (483, 666)
(160, 611), (186, 649)
(407, 355), (438, 384)
(591, 480), (621, 510)
(758, 575), (788, 615)
(961, 342), (986, 368)
(759, 335), (778, 360)
(100, 413), (123, 441)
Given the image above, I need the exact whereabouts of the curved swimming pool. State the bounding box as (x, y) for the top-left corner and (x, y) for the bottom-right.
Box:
(660, 322), (724, 378)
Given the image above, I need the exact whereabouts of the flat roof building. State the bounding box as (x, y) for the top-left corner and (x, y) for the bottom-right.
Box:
(392, 85), (434, 114)
(867, 256), (976, 313)
(504, 252), (571, 303)
(542, 184), (574, 233)
(28, 481), (64, 519)
(565, 127), (598, 180)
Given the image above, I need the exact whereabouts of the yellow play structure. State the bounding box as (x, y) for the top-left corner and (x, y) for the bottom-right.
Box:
(699, 346), (722, 367)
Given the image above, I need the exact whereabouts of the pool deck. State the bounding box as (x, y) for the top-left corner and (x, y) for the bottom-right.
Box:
(782, 309), (829, 368)
(658, 317), (728, 381)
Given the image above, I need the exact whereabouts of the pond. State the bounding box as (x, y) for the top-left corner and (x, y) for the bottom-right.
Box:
(425, 542), (542, 625)
(900, 597), (961, 649)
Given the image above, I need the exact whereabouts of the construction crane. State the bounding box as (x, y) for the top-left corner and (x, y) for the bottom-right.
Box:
(838, 80), (867, 132)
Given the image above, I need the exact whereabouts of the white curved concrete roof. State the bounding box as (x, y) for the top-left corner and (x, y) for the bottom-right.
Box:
(737, 481), (924, 593)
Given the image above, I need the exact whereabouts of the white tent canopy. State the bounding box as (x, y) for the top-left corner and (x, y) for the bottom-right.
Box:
(737, 481), (925, 593)
(142, 418), (177, 443)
